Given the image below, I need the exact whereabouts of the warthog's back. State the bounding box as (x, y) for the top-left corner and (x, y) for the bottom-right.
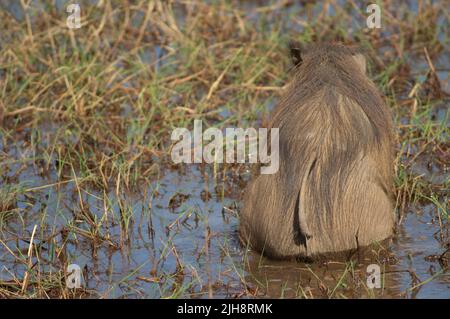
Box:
(239, 43), (395, 259)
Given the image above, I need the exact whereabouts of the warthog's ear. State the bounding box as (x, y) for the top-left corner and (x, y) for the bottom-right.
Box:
(352, 53), (366, 74)
(289, 40), (303, 67)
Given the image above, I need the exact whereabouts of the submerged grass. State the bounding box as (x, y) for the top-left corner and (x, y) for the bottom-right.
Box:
(0, 0), (448, 298)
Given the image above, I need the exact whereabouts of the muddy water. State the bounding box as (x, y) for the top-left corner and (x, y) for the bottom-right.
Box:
(0, 154), (448, 298)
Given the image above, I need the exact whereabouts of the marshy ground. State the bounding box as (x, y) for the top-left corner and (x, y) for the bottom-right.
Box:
(0, 0), (448, 298)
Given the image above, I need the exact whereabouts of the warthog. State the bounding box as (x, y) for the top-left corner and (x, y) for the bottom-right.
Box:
(239, 42), (396, 259)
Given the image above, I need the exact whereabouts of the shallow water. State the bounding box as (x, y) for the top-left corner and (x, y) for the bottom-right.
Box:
(0, 151), (448, 298)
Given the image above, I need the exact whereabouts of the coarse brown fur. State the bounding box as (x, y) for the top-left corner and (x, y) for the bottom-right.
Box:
(239, 42), (396, 259)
